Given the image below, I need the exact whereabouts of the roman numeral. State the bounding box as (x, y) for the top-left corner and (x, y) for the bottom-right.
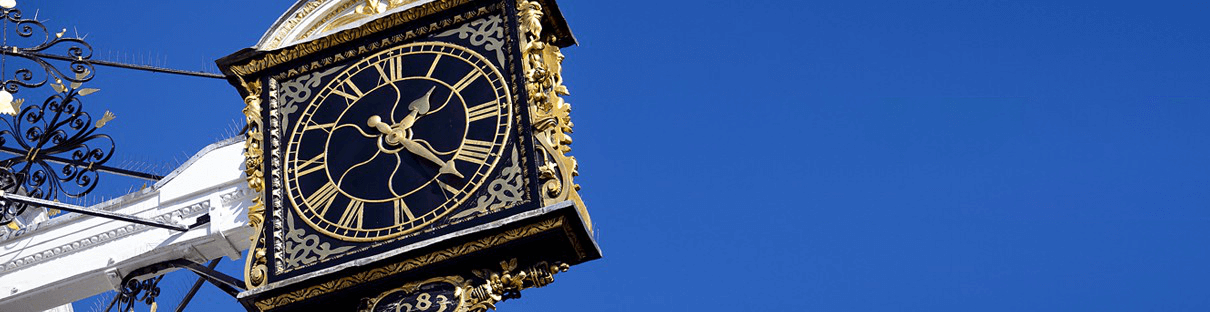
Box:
(451, 70), (482, 92)
(304, 121), (336, 132)
(338, 199), (365, 229)
(293, 153), (326, 178)
(426, 54), (442, 78)
(437, 180), (460, 195)
(344, 80), (365, 98)
(466, 100), (498, 122)
(330, 88), (360, 102)
(305, 182), (340, 216)
(455, 139), (493, 164)
(394, 198), (415, 224)
(375, 55), (404, 82)
(373, 61), (390, 83)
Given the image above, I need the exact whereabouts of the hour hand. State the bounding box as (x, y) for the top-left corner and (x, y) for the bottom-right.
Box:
(408, 86), (436, 115)
(368, 115), (404, 145)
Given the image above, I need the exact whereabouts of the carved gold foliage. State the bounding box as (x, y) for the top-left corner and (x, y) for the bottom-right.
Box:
(463, 259), (569, 311)
(242, 79), (265, 229)
(517, 0), (588, 228)
(254, 217), (565, 310)
(246, 238), (268, 289)
(240, 77), (270, 290)
(323, 0), (422, 33)
(262, 0), (325, 50)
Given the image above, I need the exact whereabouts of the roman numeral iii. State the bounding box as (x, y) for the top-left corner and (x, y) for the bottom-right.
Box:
(455, 139), (493, 164)
(466, 100), (498, 122)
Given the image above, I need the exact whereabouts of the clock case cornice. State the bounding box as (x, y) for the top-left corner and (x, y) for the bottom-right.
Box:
(215, 0), (575, 90)
(253, 0), (576, 52)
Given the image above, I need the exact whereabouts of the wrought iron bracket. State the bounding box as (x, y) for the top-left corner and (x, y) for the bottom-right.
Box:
(105, 258), (245, 312)
(125, 258), (246, 298)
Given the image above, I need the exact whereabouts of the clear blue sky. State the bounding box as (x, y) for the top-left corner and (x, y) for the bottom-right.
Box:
(11, 0), (1207, 311)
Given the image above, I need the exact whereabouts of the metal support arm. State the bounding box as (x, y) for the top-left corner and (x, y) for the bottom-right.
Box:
(123, 259), (246, 298)
(0, 190), (190, 231)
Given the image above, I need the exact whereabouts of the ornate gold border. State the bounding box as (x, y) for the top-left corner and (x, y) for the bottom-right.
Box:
(254, 216), (565, 310)
(517, 0), (589, 230)
(268, 4), (496, 82)
(230, 0), (479, 78)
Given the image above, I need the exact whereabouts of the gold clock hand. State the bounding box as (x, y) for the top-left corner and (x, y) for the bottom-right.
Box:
(368, 115), (406, 145)
(367, 115), (394, 134)
(399, 139), (463, 179)
(369, 115), (463, 178)
(394, 87), (434, 131)
(408, 86), (435, 115)
(366, 87), (462, 178)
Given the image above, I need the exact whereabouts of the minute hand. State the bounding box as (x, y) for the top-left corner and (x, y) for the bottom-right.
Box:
(400, 139), (463, 179)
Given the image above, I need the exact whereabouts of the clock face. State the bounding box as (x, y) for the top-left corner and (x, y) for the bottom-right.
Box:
(284, 42), (512, 241)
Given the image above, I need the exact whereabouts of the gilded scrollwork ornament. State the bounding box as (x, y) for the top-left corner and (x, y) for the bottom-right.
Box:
(277, 65), (345, 129)
(517, 0), (587, 228)
(450, 147), (522, 220)
(282, 216), (355, 270)
(463, 258), (569, 311)
(433, 14), (507, 66)
(323, 0), (422, 34)
(359, 259), (570, 312)
(240, 77), (270, 289)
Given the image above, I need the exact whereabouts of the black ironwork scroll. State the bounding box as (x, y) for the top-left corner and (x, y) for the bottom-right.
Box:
(0, 4), (159, 226)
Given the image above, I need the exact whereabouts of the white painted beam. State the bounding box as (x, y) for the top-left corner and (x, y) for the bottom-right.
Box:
(0, 139), (255, 312)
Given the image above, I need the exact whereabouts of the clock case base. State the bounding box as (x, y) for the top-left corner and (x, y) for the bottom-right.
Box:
(236, 200), (599, 311)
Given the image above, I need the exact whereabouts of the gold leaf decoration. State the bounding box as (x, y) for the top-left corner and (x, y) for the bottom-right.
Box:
(94, 111), (115, 129)
(77, 88), (100, 96)
(517, 0), (589, 229)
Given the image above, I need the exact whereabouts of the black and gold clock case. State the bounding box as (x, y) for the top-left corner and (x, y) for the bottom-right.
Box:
(230, 1), (545, 282)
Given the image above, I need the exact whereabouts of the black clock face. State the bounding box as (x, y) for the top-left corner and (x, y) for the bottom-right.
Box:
(285, 42), (511, 241)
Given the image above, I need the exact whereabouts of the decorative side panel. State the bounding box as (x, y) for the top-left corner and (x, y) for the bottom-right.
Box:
(517, 0), (588, 229)
(241, 77), (270, 290)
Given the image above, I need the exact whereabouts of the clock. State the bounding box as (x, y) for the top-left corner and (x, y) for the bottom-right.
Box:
(284, 42), (511, 242)
(219, 2), (599, 309)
